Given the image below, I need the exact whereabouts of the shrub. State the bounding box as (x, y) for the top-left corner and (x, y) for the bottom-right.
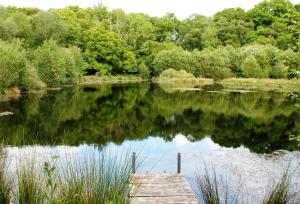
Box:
(241, 55), (269, 78)
(34, 41), (85, 87)
(0, 40), (28, 90)
(238, 44), (278, 75)
(270, 62), (288, 79)
(193, 47), (235, 80)
(277, 49), (300, 79)
(34, 40), (67, 87)
(61, 46), (85, 84)
(152, 47), (195, 76)
(159, 68), (195, 79)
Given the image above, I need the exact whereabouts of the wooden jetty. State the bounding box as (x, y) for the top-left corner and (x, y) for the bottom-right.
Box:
(129, 153), (198, 204)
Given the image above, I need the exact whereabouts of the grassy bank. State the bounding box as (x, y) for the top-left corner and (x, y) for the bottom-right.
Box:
(219, 78), (300, 92)
(81, 75), (146, 84)
(0, 146), (133, 204)
(154, 74), (300, 92)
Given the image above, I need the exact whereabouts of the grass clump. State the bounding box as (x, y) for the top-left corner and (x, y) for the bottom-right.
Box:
(17, 163), (44, 204)
(263, 171), (291, 204)
(0, 145), (11, 204)
(0, 146), (134, 204)
(196, 167), (240, 204)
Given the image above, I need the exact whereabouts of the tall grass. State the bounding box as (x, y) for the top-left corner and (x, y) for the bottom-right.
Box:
(0, 146), (133, 204)
(196, 166), (240, 204)
(263, 171), (291, 204)
(0, 144), (11, 204)
(59, 151), (132, 204)
(196, 165), (297, 204)
(16, 162), (44, 204)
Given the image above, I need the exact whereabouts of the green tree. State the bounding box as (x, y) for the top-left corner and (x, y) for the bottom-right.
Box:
(152, 47), (195, 75)
(214, 8), (254, 47)
(83, 26), (137, 75)
(31, 11), (68, 46)
(0, 40), (27, 90)
(34, 40), (67, 87)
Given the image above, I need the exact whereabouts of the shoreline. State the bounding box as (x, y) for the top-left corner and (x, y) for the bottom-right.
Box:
(1, 77), (300, 99)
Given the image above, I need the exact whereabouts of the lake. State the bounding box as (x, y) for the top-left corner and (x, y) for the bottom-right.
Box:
(1, 83), (300, 203)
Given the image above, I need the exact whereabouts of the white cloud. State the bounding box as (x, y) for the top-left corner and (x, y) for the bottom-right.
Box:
(0, 0), (299, 19)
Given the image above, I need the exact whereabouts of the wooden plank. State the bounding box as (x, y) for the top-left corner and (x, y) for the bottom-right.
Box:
(129, 173), (198, 204)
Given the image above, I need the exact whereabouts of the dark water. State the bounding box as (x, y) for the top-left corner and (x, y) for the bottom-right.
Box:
(1, 83), (300, 203)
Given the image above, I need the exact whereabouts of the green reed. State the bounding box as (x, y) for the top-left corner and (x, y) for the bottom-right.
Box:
(0, 144), (11, 204)
(0, 146), (133, 204)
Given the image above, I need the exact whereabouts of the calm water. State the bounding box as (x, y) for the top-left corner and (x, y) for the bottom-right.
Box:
(1, 83), (300, 203)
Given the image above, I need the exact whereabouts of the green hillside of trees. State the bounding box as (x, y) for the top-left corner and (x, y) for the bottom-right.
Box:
(1, 0), (300, 92)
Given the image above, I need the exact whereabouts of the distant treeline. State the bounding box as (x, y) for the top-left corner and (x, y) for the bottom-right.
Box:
(1, 0), (300, 91)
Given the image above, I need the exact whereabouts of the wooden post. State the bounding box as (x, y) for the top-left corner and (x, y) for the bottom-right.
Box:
(177, 153), (181, 174)
(132, 152), (136, 174)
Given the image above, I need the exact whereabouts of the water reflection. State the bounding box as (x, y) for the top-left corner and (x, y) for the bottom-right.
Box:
(0, 83), (299, 153)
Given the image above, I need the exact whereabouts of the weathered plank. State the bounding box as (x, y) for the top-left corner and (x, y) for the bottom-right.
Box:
(129, 174), (198, 204)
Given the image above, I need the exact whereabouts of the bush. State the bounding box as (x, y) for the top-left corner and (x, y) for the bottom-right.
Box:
(0, 40), (28, 90)
(152, 47), (195, 76)
(34, 40), (84, 87)
(270, 62), (288, 79)
(241, 55), (269, 78)
(193, 47), (235, 80)
(61, 46), (85, 84)
(159, 68), (195, 79)
(34, 40), (67, 87)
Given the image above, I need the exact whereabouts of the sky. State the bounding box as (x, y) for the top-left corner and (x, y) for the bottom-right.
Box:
(0, 0), (300, 19)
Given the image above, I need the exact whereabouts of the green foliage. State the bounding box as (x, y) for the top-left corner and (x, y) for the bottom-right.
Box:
(193, 47), (235, 80)
(83, 25), (137, 75)
(270, 62), (288, 78)
(1, 1), (300, 91)
(241, 55), (269, 78)
(152, 47), (195, 76)
(159, 68), (195, 79)
(34, 40), (84, 87)
(34, 40), (67, 87)
(0, 40), (28, 89)
(61, 46), (85, 84)
(31, 11), (68, 46)
(214, 8), (254, 47)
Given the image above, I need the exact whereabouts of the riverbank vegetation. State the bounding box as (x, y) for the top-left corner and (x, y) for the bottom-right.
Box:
(1, 0), (300, 93)
(196, 166), (296, 204)
(0, 146), (132, 203)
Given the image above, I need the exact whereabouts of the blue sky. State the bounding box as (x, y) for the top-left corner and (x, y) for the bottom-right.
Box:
(1, 0), (300, 19)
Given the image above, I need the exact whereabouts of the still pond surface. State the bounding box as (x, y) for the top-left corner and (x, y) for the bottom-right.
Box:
(1, 83), (300, 203)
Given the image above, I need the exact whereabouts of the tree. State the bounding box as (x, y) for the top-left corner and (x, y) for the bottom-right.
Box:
(31, 11), (68, 46)
(34, 40), (67, 86)
(152, 47), (195, 76)
(179, 14), (219, 50)
(83, 26), (137, 75)
(193, 47), (235, 80)
(151, 13), (180, 43)
(0, 40), (27, 90)
(214, 8), (254, 47)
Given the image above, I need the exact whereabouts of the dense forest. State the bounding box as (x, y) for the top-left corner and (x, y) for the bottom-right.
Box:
(1, 0), (300, 92)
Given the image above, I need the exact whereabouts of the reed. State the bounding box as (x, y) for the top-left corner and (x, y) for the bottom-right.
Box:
(263, 171), (291, 204)
(0, 145), (11, 204)
(16, 162), (44, 204)
(196, 166), (240, 204)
